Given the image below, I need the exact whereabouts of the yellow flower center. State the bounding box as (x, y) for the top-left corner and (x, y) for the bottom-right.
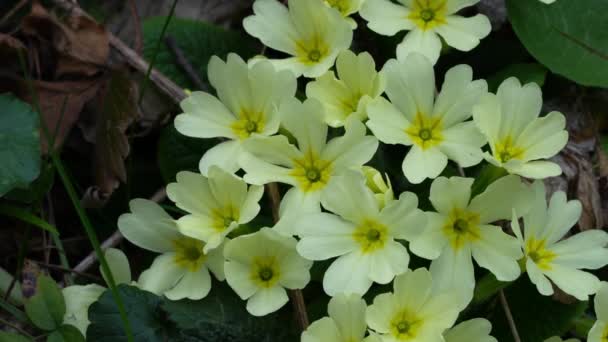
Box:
(602, 324), (608, 341)
(173, 237), (207, 272)
(251, 256), (281, 288)
(352, 219), (389, 253)
(405, 113), (443, 150)
(494, 136), (524, 163)
(290, 150), (333, 192)
(407, 0), (447, 30)
(231, 109), (265, 139)
(211, 205), (240, 232)
(442, 208), (481, 250)
(525, 238), (556, 271)
(326, 0), (349, 14)
(390, 310), (422, 340)
(296, 34), (330, 64)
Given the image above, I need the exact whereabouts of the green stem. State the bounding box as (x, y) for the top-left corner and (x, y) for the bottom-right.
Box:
(17, 51), (134, 341)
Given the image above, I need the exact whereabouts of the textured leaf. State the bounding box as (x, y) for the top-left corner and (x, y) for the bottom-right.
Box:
(507, 0), (608, 87)
(489, 277), (587, 342)
(24, 275), (66, 331)
(142, 16), (258, 89)
(0, 332), (31, 342)
(0, 93), (40, 197)
(162, 282), (298, 342)
(487, 63), (547, 92)
(47, 325), (86, 342)
(157, 123), (215, 183)
(87, 285), (165, 342)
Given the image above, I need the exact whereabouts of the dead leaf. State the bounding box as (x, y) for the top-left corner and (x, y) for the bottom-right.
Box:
(21, 1), (109, 77)
(20, 79), (101, 153)
(78, 69), (140, 202)
(21, 259), (43, 299)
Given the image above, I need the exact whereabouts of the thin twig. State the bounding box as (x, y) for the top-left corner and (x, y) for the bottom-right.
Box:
(73, 187), (167, 273)
(499, 289), (521, 342)
(266, 183), (309, 331)
(46, 194), (74, 285)
(165, 35), (207, 91)
(36, 262), (102, 282)
(0, 316), (33, 338)
(127, 0), (143, 55)
(0, 0), (28, 26)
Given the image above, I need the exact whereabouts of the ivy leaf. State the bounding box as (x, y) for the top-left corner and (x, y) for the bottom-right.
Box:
(24, 275), (65, 331)
(157, 123), (215, 183)
(489, 277), (587, 341)
(0, 93), (40, 197)
(143, 16), (258, 89)
(87, 285), (166, 342)
(507, 0), (608, 87)
(162, 282), (298, 342)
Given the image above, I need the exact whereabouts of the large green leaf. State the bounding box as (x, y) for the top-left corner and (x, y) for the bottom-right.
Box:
(0, 93), (41, 197)
(143, 17), (259, 89)
(47, 325), (86, 342)
(157, 123), (216, 183)
(507, 0), (608, 88)
(489, 277), (587, 342)
(162, 282), (298, 342)
(87, 285), (165, 342)
(24, 275), (66, 331)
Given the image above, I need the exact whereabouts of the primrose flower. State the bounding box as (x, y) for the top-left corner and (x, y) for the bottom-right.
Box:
(166, 166), (264, 252)
(224, 228), (313, 316)
(239, 98), (378, 234)
(540, 0), (557, 3)
(362, 166), (394, 209)
(473, 77), (568, 179)
(307, 50), (385, 127)
(588, 282), (608, 342)
(118, 199), (225, 300)
(409, 175), (533, 306)
(325, 0), (365, 28)
(243, 0), (352, 78)
(512, 181), (608, 300)
(444, 318), (497, 342)
(366, 268), (460, 342)
(367, 53), (487, 184)
(295, 171), (426, 296)
(174, 53), (296, 175)
(360, 0), (491, 64)
(302, 293), (380, 342)
(62, 248), (133, 335)
(545, 337), (580, 342)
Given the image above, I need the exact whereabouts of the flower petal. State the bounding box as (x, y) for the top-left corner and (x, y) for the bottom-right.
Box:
(393, 268), (432, 312)
(526, 259), (554, 296)
(506, 160), (562, 179)
(199, 140), (242, 176)
(396, 29), (442, 65)
(328, 294), (368, 341)
(366, 97), (413, 146)
(224, 260), (258, 299)
(402, 145), (448, 184)
(468, 175), (533, 223)
(384, 54), (435, 118)
(239, 185), (265, 224)
(242, 0), (297, 54)
(301, 317), (341, 342)
(429, 245), (475, 308)
(101, 248), (131, 285)
(118, 199), (180, 253)
(595, 282), (608, 321)
(240, 135), (300, 186)
(444, 318), (497, 342)
(208, 166), (248, 210)
(274, 187), (322, 235)
(544, 265), (600, 301)
(278, 251), (313, 289)
(368, 241), (410, 284)
(164, 266), (212, 300)
(167, 171), (217, 216)
(379, 191), (426, 241)
(429, 176), (474, 215)
(410, 212), (450, 259)
(323, 252), (373, 296)
(62, 284), (106, 335)
(551, 230), (608, 270)
(434, 15), (491, 52)
(296, 213), (358, 260)
(246, 286), (289, 316)
(471, 225), (522, 281)
(360, 0), (414, 35)
(321, 171), (379, 224)
(321, 118), (379, 171)
(439, 122), (486, 167)
(542, 191), (582, 244)
(516, 111), (568, 161)
(138, 253), (186, 295)
(496, 78), (542, 138)
(281, 98), (328, 154)
(175, 92), (237, 139)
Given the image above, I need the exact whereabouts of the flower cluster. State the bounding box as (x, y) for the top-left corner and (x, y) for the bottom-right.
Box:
(67, 0), (606, 340)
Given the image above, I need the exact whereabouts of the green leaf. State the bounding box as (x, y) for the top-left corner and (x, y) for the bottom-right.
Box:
(24, 275), (66, 331)
(0, 93), (41, 197)
(142, 16), (259, 89)
(157, 123), (215, 183)
(87, 285), (165, 342)
(0, 332), (31, 342)
(507, 0), (608, 88)
(489, 277), (587, 342)
(162, 282), (298, 341)
(47, 325), (85, 342)
(5, 162), (55, 204)
(487, 63), (548, 92)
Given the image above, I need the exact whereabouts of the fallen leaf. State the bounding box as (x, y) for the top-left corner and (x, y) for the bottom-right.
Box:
(21, 259), (43, 299)
(21, 1), (109, 77)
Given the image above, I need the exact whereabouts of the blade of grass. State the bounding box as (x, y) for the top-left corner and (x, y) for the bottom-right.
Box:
(0, 204), (58, 234)
(17, 52), (134, 341)
(45, 197), (74, 285)
(0, 297), (28, 323)
(137, 0), (179, 105)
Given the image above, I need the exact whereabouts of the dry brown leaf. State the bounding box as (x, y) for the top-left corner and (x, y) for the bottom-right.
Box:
(21, 1), (109, 77)
(21, 259), (43, 299)
(19, 79), (101, 153)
